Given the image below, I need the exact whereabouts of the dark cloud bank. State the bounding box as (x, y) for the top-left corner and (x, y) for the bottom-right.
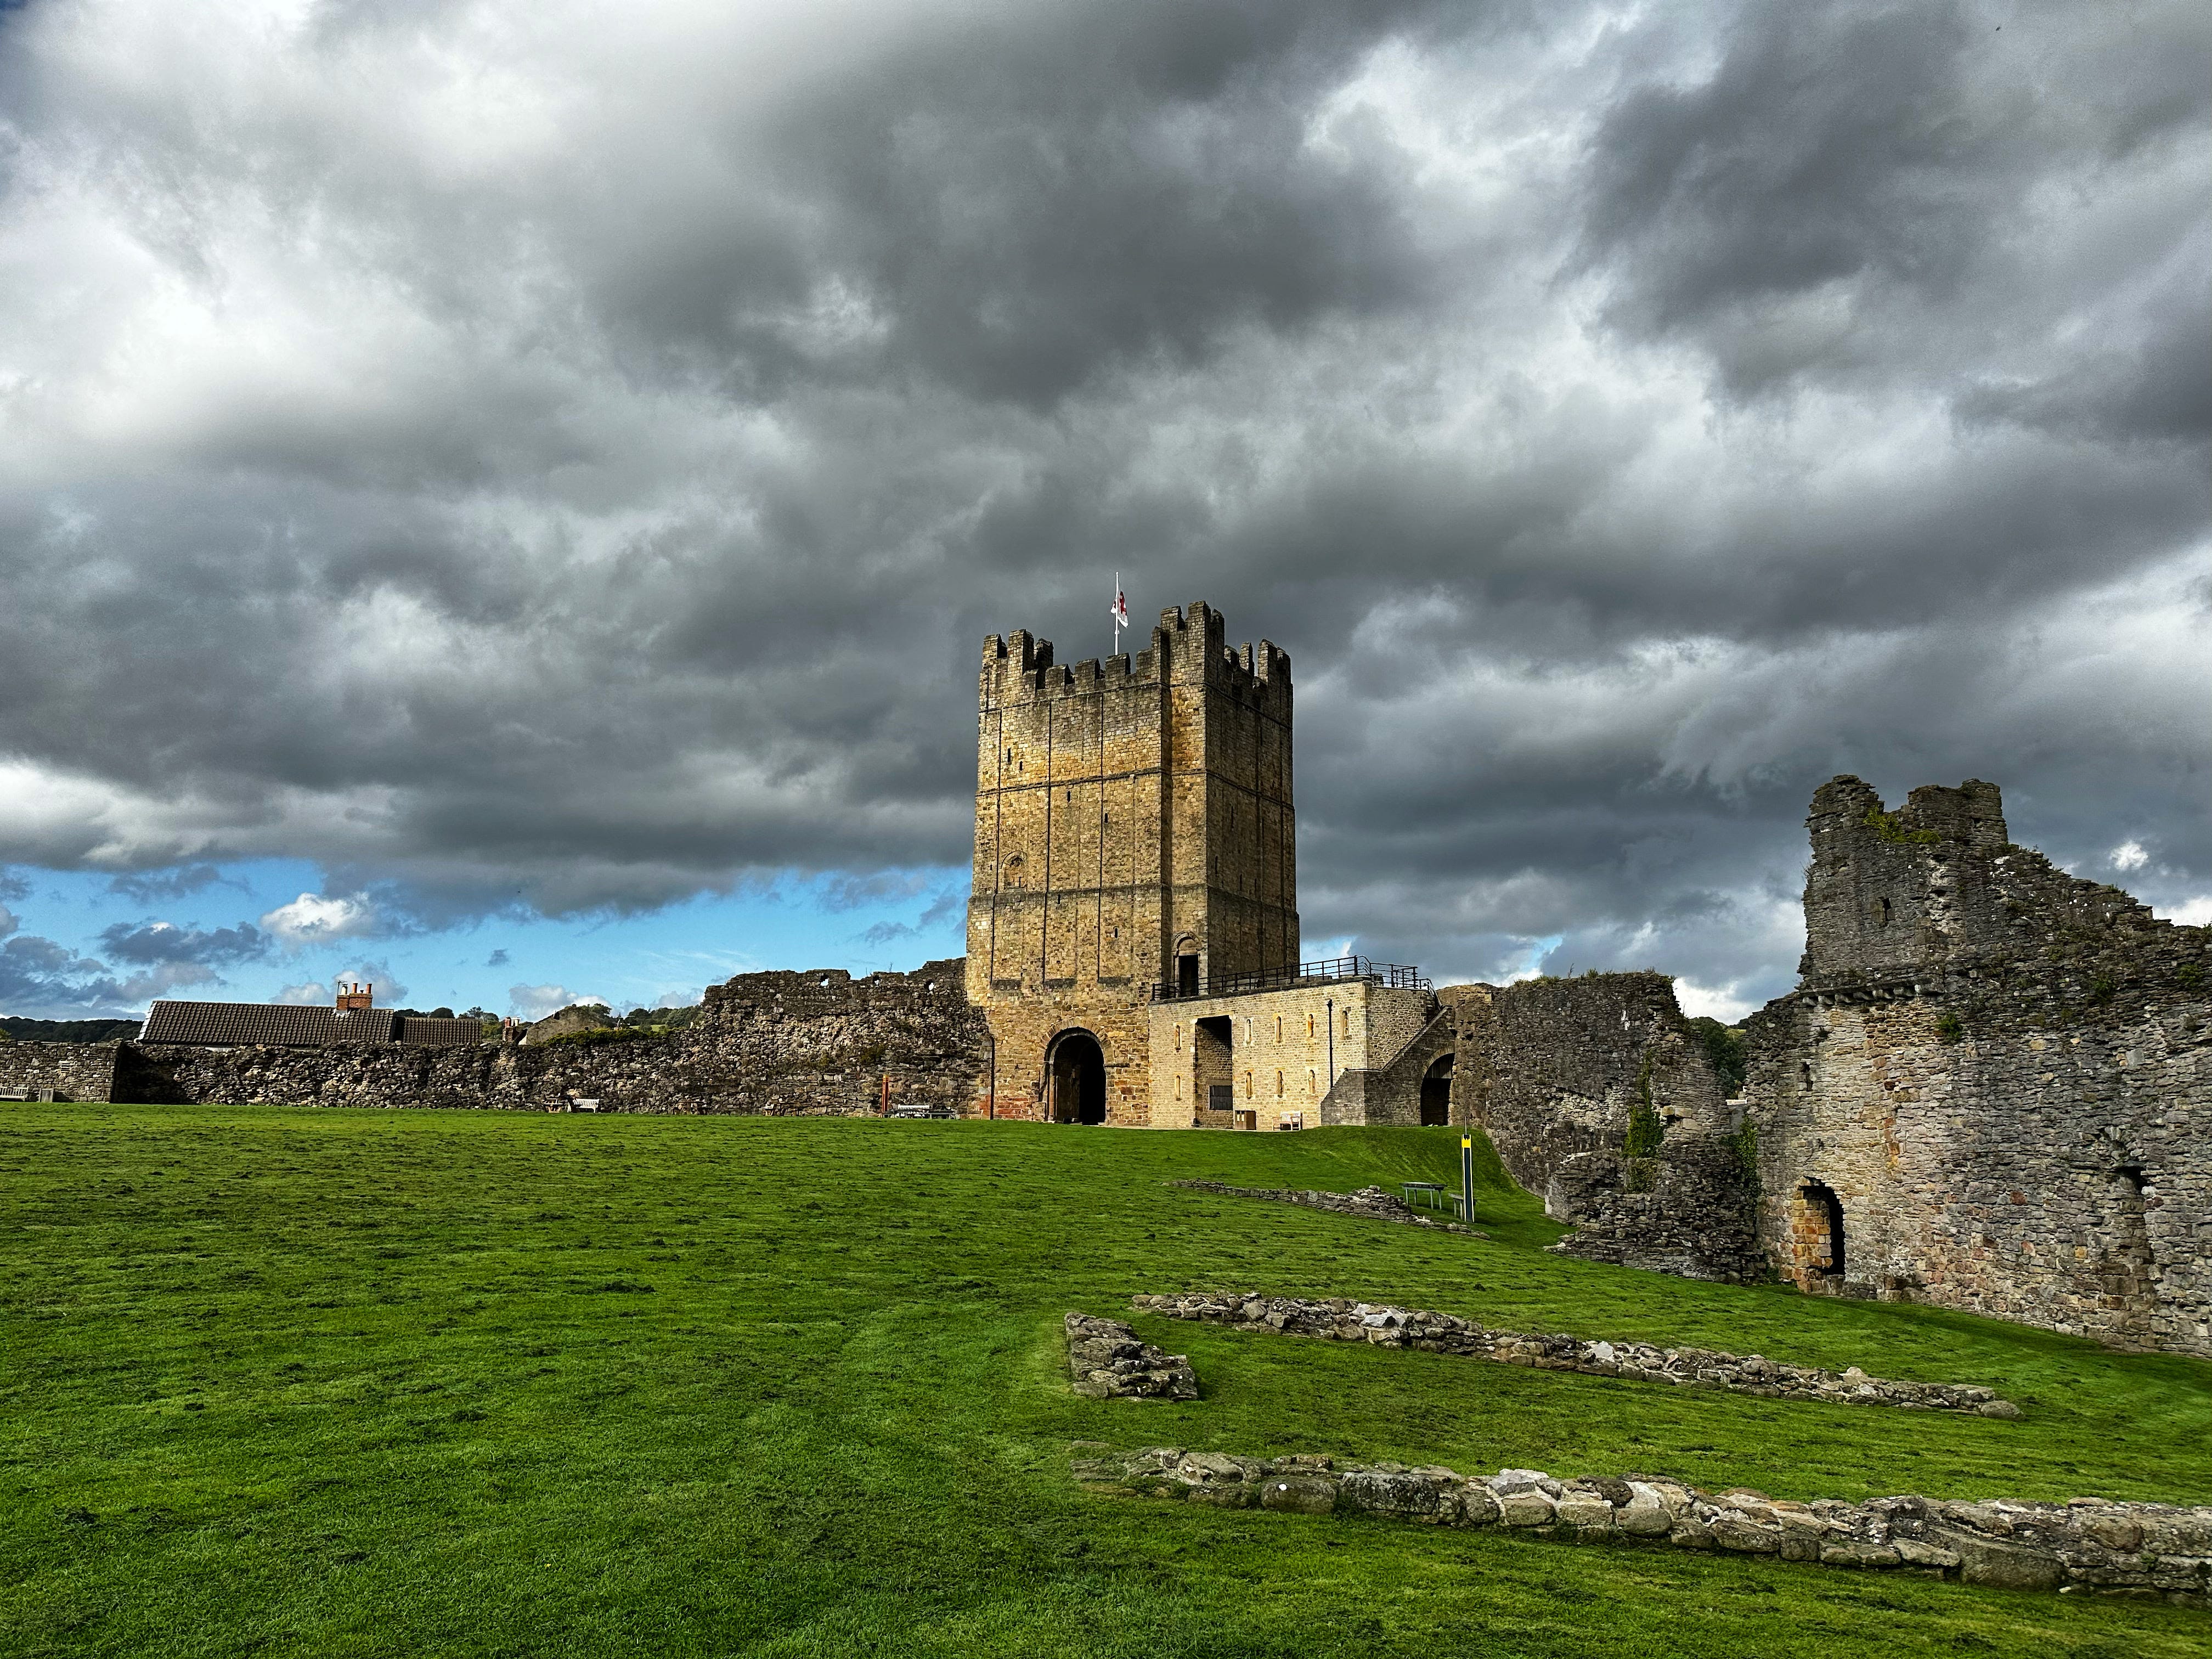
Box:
(0, 0), (2205, 1016)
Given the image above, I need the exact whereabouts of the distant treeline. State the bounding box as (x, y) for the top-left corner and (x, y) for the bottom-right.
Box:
(0, 1017), (143, 1043)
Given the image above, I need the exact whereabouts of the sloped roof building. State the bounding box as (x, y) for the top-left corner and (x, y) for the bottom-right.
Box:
(140, 994), (479, 1049)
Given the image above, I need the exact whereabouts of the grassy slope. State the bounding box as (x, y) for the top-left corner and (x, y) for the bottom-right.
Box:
(1, 1107), (2206, 1659)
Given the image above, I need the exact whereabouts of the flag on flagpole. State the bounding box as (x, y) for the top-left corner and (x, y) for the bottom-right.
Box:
(1109, 574), (1128, 658)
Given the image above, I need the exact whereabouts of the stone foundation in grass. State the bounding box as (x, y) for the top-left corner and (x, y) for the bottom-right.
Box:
(1169, 1181), (1484, 1236)
(1133, 1293), (2022, 1419)
(1065, 1314), (1199, 1400)
(1072, 1446), (2211, 1606)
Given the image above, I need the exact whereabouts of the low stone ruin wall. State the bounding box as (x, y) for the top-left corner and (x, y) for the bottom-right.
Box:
(1064, 1314), (1198, 1400)
(87, 957), (992, 1116)
(1133, 1293), (2020, 1418)
(1073, 1446), (2211, 1605)
(1545, 1133), (1763, 1283)
(0, 1040), (121, 1102)
(1169, 1180), (1482, 1236)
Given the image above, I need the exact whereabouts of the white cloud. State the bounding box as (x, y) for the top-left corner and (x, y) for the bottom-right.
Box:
(2112, 840), (2150, 872)
(508, 982), (604, 1020)
(1673, 980), (1758, 1025)
(259, 892), (379, 947)
(335, 960), (409, 1006)
(2165, 897), (2212, 928)
(273, 980), (330, 1005)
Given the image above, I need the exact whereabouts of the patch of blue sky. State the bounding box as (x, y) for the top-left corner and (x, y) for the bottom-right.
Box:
(1, 859), (968, 1019)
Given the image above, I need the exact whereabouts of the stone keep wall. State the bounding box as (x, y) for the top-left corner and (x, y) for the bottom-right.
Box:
(1742, 778), (2211, 1356)
(966, 601), (1299, 1124)
(114, 959), (992, 1116)
(0, 1040), (121, 1102)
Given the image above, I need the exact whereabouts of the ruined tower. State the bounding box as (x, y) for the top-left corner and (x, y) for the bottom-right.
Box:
(1800, 776), (2013, 984)
(967, 601), (1298, 1122)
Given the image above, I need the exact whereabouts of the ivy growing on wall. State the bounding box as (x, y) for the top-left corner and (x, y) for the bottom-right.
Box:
(1624, 1054), (1664, 1159)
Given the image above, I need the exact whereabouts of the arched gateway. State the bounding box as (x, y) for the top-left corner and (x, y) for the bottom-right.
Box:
(1048, 1030), (1108, 1124)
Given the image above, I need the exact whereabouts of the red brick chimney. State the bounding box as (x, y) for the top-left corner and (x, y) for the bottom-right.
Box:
(335, 981), (374, 1012)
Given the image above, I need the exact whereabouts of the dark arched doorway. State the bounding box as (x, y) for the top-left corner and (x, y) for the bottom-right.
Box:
(1419, 1053), (1454, 1126)
(1049, 1030), (1107, 1125)
(1798, 1182), (1846, 1280)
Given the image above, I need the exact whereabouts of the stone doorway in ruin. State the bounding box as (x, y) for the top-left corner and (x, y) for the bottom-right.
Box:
(1193, 1015), (1234, 1124)
(1048, 1030), (1108, 1125)
(1419, 1053), (1454, 1126)
(1795, 1182), (1847, 1283)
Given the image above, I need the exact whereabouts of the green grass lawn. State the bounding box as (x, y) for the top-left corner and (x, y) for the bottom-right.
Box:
(3, 1106), (2208, 1658)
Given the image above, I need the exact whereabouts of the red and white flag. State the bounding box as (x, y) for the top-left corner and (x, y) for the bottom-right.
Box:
(1109, 581), (1128, 630)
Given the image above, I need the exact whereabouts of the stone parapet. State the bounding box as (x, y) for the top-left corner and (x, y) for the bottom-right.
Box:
(1074, 1446), (2211, 1605)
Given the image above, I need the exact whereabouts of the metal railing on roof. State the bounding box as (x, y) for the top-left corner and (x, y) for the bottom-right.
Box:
(1148, 955), (1430, 1003)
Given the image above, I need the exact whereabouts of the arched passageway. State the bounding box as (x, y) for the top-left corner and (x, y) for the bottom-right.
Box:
(1049, 1031), (1108, 1125)
(1798, 1182), (1847, 1280)
(1419, 1053), (1454, 1126)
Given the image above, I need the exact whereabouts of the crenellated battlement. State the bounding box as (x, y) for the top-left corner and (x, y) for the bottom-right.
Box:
(979, 600), (1289, 715)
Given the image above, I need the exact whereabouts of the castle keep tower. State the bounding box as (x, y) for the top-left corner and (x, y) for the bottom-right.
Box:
(968, 601), (1298, 1122)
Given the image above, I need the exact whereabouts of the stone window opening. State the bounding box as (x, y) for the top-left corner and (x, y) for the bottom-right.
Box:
(1877, 897), (1893, 928)
(1342, 1009), (1351, 1039)
(1003, 855), (1025, 889)
(1306, 1014), (1315, 1037)
(1274, 1015), (1283, 1042)
(1275, 1070), (1284, 1097)
(1800, 1059), (1813, 1088)
(1308, 1068), (1316, 1096)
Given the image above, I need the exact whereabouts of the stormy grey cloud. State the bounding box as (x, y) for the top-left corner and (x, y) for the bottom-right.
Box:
(0, 0), (2205, 1018)
(97, 920), (268, 967)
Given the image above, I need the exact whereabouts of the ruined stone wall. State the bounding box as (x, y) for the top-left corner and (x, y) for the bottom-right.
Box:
(1741, 783), (2211, 1353)
(0, 1040), (121, 1102)
(111, 958), (992, 1116)
(1545, 1135), (1763, 1282)
(1447, 973), (1756, 1280)
(1453, 972), (1733, 1192)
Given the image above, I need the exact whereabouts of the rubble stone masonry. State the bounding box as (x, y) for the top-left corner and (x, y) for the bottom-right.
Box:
(1742, 778), (2211, 1355)
(32, 960), (992, 1116)
(0, 1039), (122, 1102)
